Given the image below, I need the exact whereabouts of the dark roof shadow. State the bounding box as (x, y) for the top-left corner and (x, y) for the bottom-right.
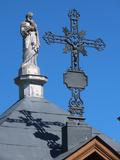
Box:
(6, 109), (65, 158)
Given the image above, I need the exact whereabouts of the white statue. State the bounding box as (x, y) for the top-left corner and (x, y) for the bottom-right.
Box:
(20, 12), (40, 66)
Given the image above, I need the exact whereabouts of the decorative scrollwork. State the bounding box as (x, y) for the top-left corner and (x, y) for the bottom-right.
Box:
(68, 88), (84, 116)
(94, 38), (105, 51)
(68, 9), (80, 20)
(43, 32), (55, 44)
(43, 9), (106, 118)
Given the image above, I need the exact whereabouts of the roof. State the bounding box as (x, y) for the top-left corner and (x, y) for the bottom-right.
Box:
(56, 128), (120, 160)
(57, 136), (120, 160)
(0, 97), (68, 160)
(0, 97), (120, 160)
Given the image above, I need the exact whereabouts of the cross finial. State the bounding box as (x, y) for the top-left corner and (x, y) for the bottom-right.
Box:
(43, 9), (105, 120)
(68, 9), (80, 20)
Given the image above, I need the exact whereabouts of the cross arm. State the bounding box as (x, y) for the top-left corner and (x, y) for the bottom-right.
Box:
(43, 32), (67, 45)
(81, 38), (105, 51)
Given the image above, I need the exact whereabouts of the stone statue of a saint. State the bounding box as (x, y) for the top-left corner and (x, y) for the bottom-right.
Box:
(20, 12), (40, 66)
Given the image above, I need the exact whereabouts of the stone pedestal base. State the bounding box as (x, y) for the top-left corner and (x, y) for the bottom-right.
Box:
(15, 74), (48, 99)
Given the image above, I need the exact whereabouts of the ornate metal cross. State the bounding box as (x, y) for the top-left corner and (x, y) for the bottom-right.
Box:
(43, 9), (105, 119)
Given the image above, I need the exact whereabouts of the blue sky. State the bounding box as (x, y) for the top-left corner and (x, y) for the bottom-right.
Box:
(0, 0), (120, 142)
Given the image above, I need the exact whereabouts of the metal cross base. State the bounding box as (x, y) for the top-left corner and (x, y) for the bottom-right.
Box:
(64, 69), (88, 118)
(43, 9), (105, 118)
(68, 88), (84, 116)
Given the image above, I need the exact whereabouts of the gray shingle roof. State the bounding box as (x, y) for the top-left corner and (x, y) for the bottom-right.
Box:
(0, 97), (120, 160)
(55, 128), (120, 160)
(0, 97), (68, 160)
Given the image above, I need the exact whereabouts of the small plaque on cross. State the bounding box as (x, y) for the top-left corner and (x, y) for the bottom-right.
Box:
(64, 70), (88, 90)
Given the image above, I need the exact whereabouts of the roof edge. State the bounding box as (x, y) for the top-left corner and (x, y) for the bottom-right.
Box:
(55, 136), (120, 160)
(0, 98), (24, 125)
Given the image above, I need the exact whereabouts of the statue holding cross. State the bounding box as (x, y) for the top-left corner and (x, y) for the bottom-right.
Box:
(43, 9), (105, 118)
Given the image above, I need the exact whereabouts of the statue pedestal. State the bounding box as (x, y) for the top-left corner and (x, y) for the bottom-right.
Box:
(15, 63), (48, 99)
(15, 74), (48, 99)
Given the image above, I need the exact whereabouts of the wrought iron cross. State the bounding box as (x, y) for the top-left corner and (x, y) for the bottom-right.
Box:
(43, 9), (105, 118)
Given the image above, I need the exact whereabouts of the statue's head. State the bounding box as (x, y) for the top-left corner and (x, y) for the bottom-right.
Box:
(26, 12), (33, 21)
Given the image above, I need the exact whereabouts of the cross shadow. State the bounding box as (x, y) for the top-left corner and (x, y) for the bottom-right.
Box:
(6, 110), (65, 158)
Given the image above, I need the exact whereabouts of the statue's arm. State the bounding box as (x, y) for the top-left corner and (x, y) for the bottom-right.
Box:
(29, 20), (37, 32)
(20, 21), (36, 37)
(20, 22), (29, 37)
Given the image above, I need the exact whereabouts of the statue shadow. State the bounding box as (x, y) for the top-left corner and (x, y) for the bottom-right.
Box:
(6, 110), (65, 158)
